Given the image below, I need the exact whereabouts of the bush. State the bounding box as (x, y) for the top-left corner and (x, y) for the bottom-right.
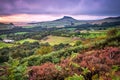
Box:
(29, 63), (59, 80)
(2, 57), (28, 80)
(22, 45), (87, 66)
(35, 46), (53, 55)
(65, 74), (84, 80)
(92, 28), (120, 49)
(74, 40), (82, 46)
(107, 28), (118, 37)
(28, 47), (120, 80)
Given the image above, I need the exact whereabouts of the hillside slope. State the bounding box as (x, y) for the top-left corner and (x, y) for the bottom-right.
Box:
(28, 16), (86, 28)
(0, 23), (15, 30)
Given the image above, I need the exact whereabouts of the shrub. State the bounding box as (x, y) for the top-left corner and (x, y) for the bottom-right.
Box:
(74, 40), (82, 46)
(22, 45), (87, 66)
(35, 46), (53, 55)
(29, 63), (59, 80)
(65, 74), (84, 80)
(107, 28), (118, 37)
(28, 47), (120, 80)
(2, 57), (28, 80)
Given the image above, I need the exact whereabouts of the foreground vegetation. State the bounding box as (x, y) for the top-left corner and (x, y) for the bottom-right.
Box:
(0, 42), (14, 49)
(0, 27), (120, 80)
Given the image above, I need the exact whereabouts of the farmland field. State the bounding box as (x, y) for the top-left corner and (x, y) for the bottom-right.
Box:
(78, 31), (106, 39)
(40, 35), (76, 45)
(14, 32), (28, 35)
(0, 42), (14, 49)
(0, 34), (7, 38)
(17, 38), (38, 44)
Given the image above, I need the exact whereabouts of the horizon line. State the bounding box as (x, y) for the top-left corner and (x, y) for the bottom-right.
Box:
(0, 14), (118, 23)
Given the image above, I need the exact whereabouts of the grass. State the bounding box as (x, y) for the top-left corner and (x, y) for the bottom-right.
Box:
(0, 27), (10, 30)
(66, 28), (76, 31)
(79, 31), (106, 39)
(17, 38), (38, 44)
(0, 35), (7, 38)
(0, 42), (14, 49)
(87, 33), (105, 38)
(88, 30), (106, 33)
(14, 32), (28, 35)
(40, 35), (76, 46)
(23, 26), (35, 28)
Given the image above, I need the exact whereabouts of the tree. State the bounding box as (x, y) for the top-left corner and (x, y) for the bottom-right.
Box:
(107, 28), (118, 37)
(0, 38), (3, 41)
(74, 41), (82, 46)
(35, 46), (53, 55)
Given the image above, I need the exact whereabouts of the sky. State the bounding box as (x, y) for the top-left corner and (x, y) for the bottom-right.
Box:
(0, 0), (120, 22)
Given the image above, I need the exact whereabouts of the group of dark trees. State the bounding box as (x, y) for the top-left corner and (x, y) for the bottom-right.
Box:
(0, 42), (40, 63)
(2, 27), (77, 41)
(7, 31), (50, 40)
(66, 21), (120, 30)
(0, 41), (72, 63)
(0, 26), (56, 35)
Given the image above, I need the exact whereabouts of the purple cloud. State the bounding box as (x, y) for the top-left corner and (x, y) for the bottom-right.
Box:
(0, 0), (120, 16)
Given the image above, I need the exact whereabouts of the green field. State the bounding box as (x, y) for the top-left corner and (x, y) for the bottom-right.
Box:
(0, 35), (7, 38)
(79, 30), (106, 39)
(17, 38), (38, 44)
(0, 42), (14, 49)
(23, 26), (35, 28)
(40, 35), (76, 45)
(65, 28), (76, 31)
(14, 32), (28, 35)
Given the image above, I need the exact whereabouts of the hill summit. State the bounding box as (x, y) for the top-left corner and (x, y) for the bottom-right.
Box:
(29, 16), (85, 28)
(54, 16), (78, 22)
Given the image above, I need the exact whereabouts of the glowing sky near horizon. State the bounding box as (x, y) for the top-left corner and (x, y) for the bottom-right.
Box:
(0, 14), (109, 22)
(0, 0), (120, 22)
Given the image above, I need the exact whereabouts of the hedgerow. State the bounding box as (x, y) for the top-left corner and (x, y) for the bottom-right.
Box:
(29, 47), (120, 80)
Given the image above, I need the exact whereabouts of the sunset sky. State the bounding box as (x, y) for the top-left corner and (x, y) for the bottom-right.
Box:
(0, 0), (120, 22)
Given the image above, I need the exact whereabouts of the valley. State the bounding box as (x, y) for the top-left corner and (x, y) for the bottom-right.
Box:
(0, 16), (120, 80)
(0, 0), (120, 79)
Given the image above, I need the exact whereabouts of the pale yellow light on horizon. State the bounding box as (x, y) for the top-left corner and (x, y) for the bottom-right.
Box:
(0, 14), (60, 23)
(0, 14), (108, 23)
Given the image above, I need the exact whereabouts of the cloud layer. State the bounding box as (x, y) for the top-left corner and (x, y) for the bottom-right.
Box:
(0, 0), (120, 16)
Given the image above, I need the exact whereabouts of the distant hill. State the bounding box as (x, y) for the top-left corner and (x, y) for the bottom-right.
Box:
(54, 16), (78, 22)
(28, 16), (87, 28)
(91, 16), (120, 24)
(0, 23), (15, 30)
(28, 16), (120, 28)
(1, 16), (120, 29)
